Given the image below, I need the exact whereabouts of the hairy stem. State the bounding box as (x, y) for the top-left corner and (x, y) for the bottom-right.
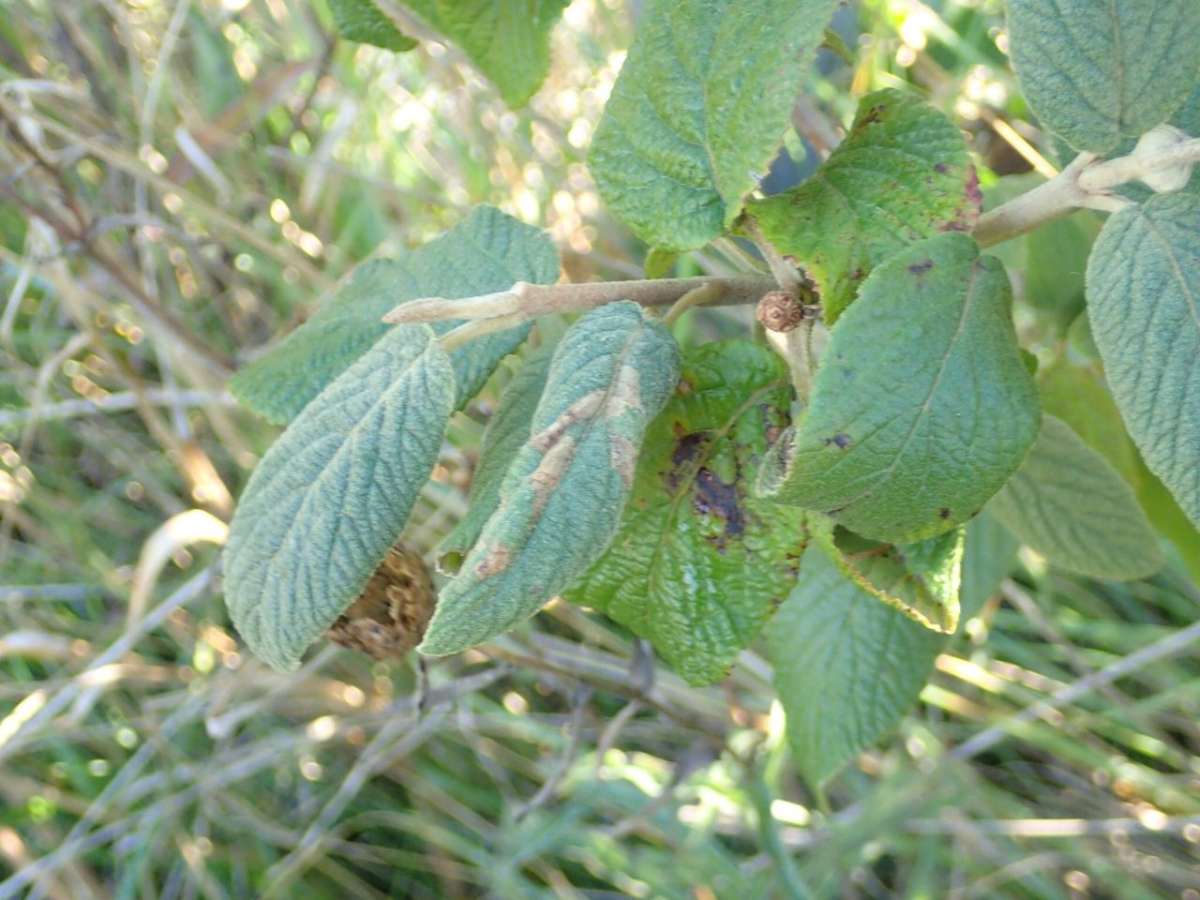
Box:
(386, 135), (1200, 331)
(975, 137), (1200, 247)
(384, 275), (776, 326)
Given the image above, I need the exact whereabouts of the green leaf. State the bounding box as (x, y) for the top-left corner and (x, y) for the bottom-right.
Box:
(758, 233), (1040, 544)
(961, 513), (1019, 620)
(566, 341), (806, 686)
(768, 545), (943, 788)
(808, 515), (963, 634)
(328, 0), (417, 51)
(420, 302), (681, 655)
(403, 0), (568, 107)
(588, 0), (839, 252)
(1086, 192), (1200, 527)
(1135, 457), (1200, 582)
(987, 416), (1163, 580)
(1006, 0), (1200, 154)
(744, 89), (980, 323)
(225, 327), (456, 671)
(230, 206), (558, 424)
(1037, 356), (1140, 487)
(1023, 209), (1100, 331)
(437, 342), (554, 574)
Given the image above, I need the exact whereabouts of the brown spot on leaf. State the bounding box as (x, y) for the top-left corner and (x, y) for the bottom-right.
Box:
(669, 432), (708, 489)
(939, 507), (951, 519)
(610, 433), (637, 488)
(908, 259), (934, 275)
(858, 104), (885, 126)
(530, 391), (604, 452)
(824, 433), (852, 449)
(934, 162), (948, 174)
(474, 544), (511, 579)
(695, 467), (745, 539)
(529, 436), (575, 517)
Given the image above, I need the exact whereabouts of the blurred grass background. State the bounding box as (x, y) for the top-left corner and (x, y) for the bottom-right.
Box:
(0, 0), (1198, 896)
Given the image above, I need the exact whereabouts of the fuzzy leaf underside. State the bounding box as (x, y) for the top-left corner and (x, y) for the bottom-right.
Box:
(744, 89), (980, 323)
(420, 302), (681, 655)
(808, 515), (963, 635)
(588, 0), (839, 251)
(230, 206), (558, 424)
(987, 416), (1163, 580)
(566, 341), (806, 686)
(437, 343), (555, 573)
(328, 0), (417, 51)
(1006, 0), (1200, 154)
(1086, 193), (1200, 528)
(225, 327), (456, 671)
(768, 545), (943, 789)
(403, 0), (569, 107)
(758, 233), (1040, 544)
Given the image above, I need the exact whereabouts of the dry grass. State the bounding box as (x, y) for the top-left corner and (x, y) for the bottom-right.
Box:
(0, 0), (1198, 896)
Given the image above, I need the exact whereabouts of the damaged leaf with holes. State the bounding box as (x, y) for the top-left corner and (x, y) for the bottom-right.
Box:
(742, 89), (980, 323)
(567, 341), (807, 686)
(420, 302), (681, 656)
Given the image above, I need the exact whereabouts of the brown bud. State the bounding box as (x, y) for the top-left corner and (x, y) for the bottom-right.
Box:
(326, 542), (436, 660)
(757, 291), (808, 333)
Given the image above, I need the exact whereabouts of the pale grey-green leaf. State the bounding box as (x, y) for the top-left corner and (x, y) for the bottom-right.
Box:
(769, 545), (942, 788)
(225, 327), (456, 671)
(437, 343), (554, 573)
(758, 233), (1040, 544)
(589, 0), (839, 251)
(420, 302), (681, 655)
(1086, 192), (1200, 527)
(230, 206), (558, 424)
(987, 416), (1163, 579)
(1006, 0), (1200, 154)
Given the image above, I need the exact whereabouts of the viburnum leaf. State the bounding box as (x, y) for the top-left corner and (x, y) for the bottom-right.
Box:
(987, 416), (1163, 580)
(1086, 193), (1200, 527)
(225, 327), (456, 671)
(567, 341), (806, 686)
(230, 206), (558, 424)
(327, 0), (417, 51)
(420, 302), (681, 655)
(588, 0), (839, 252)
(768, 545), (943, 789)
(743, 89), (980, 323)
(1006, 0), (1200, 154)
(403, 0), (568, 107)
(437, 343), (555, 574)
(807, 514), (963, 635)
(961, 513), (1019, 619)
(758, 233), (1040, 544)
(1037, 356), (1140, 486)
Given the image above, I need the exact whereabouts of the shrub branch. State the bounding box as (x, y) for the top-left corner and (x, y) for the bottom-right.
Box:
(386, 135), (1200, 328)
